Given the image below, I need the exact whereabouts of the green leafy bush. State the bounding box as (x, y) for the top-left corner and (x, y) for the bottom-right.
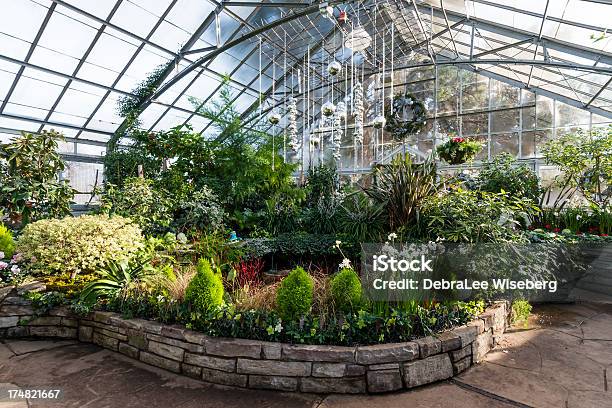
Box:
(17, 214), (144, 278)
(511, 299), (532, 328)
(477, 153), (541, 200)
(173, 186), (226, 234)
(421, 189), (538, 242)
(330, 268), (362, 313)
(184, 259), (224, 314)
(276, 266), (313, 321)
(0, 224), (15, 258)
(101, 177), (174, 235)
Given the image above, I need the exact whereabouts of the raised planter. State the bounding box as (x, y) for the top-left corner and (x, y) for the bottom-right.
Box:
(0, 286), (509, 394)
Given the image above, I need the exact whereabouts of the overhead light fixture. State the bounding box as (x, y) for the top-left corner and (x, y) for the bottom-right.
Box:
(345, 27), (371, 52)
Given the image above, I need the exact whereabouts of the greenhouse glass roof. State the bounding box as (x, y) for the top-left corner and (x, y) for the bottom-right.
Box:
(0, 0), (611, 152)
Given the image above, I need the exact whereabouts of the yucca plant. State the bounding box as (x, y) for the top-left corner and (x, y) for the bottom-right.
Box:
(80, 259), (151, 303)
(363, 154), (440, 231)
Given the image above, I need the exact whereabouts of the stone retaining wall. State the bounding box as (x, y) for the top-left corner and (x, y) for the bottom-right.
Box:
(0, 286), (509, 394)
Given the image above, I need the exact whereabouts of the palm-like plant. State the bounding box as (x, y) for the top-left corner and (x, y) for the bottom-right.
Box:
(363, 154), (440, 231)
(80, 259), (150, 303)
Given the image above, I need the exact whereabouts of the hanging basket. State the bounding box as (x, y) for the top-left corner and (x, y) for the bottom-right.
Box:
(384, 93), (427, 140)
(436, 137), (483, 165)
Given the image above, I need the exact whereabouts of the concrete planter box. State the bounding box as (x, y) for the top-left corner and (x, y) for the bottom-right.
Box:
(0, 287), (509, 394)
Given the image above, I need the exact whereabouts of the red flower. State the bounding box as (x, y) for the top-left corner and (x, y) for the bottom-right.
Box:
(528, 226), (535, 230)
(545, 224), (551, 230)
(553, 228), (561, 233)
(451, 137), (465, 143)
(601, 234), (609, 237)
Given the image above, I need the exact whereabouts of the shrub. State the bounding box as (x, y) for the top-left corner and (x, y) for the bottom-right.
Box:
(477, 153), (541, 200)
(17, 214), (144, 278)
(101, 177), (174, 235)
(0, 224), (15, 259)
(511, 299), (532, 328)
(184, 259), (224, 314)
(173, 186), (226, 234)
(276, 266), (313, 321)
(330, 268), (362, 314)
(420, 189), (538, 242)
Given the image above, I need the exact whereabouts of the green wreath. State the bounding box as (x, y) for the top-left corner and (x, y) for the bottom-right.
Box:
(384, 93), (427, 140)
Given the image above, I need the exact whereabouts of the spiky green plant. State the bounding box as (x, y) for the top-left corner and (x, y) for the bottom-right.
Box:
(80, 259), (150, 303)
(363, 154), (440, 231)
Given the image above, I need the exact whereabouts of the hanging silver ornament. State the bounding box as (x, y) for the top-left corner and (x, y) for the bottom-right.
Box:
(321, 101), (336, 117)
(336, 102), (347, 119)
(268, 112), (281, 125)
(327, 61), (342, 76)
(352, 81), (364, 144)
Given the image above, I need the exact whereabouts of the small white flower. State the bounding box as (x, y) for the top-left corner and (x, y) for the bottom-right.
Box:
(576, 214), (582, 220)
(388, 232), (398, 241)
(0, 252), (4, 260)
(156, 294), (165, 302)
(0, 261), (8, 270)
(275, 321), (283, 333)
(339, 258), (352, 269)
(335, 240), (342, 246)
(10, 265), (20, 274)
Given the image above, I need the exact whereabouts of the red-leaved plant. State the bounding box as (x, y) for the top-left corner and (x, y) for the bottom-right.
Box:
(234, 258), (265, 288)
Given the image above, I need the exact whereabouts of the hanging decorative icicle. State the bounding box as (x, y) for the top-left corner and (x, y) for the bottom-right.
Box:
(332, 103), (345, 162)
(353, 81), (364, 144)
(287, 97), (299, 151)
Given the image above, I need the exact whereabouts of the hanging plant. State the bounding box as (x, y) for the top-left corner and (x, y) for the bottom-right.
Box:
(353, 82), (364, 145)
(384, 92), (427, 140)
(371, 115), (386, 129)
(268, 111), (281, 125)
(436, 136), (483, 165)
(327, 61), (342, 76)
(287, 97), (299, 152)
(322, 101), (336, 117)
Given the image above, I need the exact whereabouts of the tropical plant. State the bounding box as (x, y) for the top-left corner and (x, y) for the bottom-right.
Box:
(421, 189), (539, 242)
(0, 130), (75, 226)
(541, 125), (612, 210)
(0, 224), (15, 259)
(17, 214), (144, 278)
(338, 193), (387, 242)
(330, 268), (362, 314)
(100, 177), (174, 236)
(80, 259), (151, 303)
(172, 186), (227, 235)
(184, 258), (224, 314)
(477, 153), (541, 200)
(363, 154), (440, 231)
(103, 148), (162, 187)
(276, 266), (314, 321)
(436, 136), (482, 165)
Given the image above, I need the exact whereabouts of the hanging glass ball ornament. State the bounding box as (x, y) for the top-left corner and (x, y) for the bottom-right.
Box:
(321, 101), (336, 117)
(310, 135), (321, 147)
(268, 112), (281, 125)
(327, 61), (342, 76)
(372, 115), (386, 129)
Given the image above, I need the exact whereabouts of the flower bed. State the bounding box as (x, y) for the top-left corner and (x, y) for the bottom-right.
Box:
(0, 285), (508, 394)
